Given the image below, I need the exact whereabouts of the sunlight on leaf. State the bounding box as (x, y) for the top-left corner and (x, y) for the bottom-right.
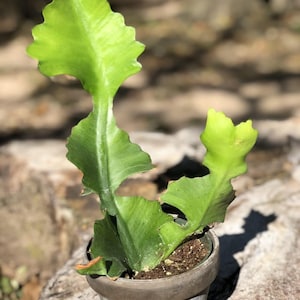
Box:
(27, 0), (152, 214)
(160, 109), (258, 257)
(27, 0), (258, 276)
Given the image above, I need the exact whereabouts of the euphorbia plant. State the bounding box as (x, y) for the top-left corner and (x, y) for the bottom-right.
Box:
(27, 0), (258, 278)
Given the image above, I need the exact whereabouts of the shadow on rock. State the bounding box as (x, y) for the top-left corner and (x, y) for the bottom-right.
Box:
(208, 210), (276, 300)
(155, 155), (209, 192)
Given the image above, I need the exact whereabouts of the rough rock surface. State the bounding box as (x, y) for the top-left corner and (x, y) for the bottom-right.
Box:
(2, 0), (300, 137)
(210, 180), (300, 299)
(1, 1), (300, 299)
(39, 181), (300, 300)
(36, 133), (300, 300)
(0, 131), (203, 291)
(1, 122), (300, 299)
(0, 141), (80, 284)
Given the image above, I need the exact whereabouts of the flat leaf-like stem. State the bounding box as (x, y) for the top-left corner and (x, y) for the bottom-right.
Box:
(28, 0), (258, 277)
(160, 109), (258, 257)
(27, 0), (152, 214)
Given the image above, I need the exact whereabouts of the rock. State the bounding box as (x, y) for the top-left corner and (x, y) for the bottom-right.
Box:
(2, 0), (300, 139)
(0, 34), (92, 138)
(257, 93), (300, 117)
(130, 129), (205, 174)
(20, 274), (42, 300)
(268, 0), (300, 15)
(239, 81), (280, 100)
(0, 0), (21, 35)
(209, 27), (300, 76)
(111, 0), (165, 6)
(39, 246), (98, 300)
(254, 117), (300, 145)
(0, 35), (36, 71)
(0, 140), (80, 284)
(38, 139), (300, 300)
(0, 131), (205, 288)
(0, 70), (48, 101)
(209, 178), (300, 299)
(166, 89), (250, 123)
(115, 88), (249, 132)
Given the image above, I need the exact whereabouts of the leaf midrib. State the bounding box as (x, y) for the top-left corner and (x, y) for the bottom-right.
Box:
(73, 0), (115, 209)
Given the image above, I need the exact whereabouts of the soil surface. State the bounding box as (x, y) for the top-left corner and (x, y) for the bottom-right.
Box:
(134, 237), (209, 279)
(1, 1), (300, 300)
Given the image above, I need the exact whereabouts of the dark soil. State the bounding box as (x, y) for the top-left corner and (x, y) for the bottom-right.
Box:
(134, 238), (209, 279)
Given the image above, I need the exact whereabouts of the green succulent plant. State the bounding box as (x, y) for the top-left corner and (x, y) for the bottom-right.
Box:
(27, 0), (258, 278)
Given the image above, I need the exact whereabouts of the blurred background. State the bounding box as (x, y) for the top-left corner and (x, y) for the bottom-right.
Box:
(1, 0), (300, 299)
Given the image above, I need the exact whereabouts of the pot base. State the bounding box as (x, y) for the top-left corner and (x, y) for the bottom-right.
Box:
(87, 231), (219, 300)
(97, 287), (209, 300)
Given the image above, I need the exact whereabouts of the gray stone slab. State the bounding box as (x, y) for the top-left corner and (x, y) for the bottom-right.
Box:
(40, 177), (300, 299)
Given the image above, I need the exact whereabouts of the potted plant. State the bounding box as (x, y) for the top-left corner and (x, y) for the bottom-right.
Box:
(27, 0), (258, 299)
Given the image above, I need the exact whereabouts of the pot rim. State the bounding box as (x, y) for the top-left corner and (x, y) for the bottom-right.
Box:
(87, 229), (219, 283)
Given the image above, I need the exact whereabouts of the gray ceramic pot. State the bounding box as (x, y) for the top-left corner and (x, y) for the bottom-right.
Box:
(86, 230), (219, 300)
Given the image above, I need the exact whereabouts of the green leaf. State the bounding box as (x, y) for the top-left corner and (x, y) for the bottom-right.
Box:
(75, 256), (108, 276)
(115, 196), (173, 271)
(27, 0), (258, 276)
(27, 0), (143, 96)
(160, 109), (258, 257)
(89, 197), (172, 274)
(66, 114), (152, 214)
(201, 109), (258, 178)
(27, 0), (152, 214)
(90, 215), (127, 277)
